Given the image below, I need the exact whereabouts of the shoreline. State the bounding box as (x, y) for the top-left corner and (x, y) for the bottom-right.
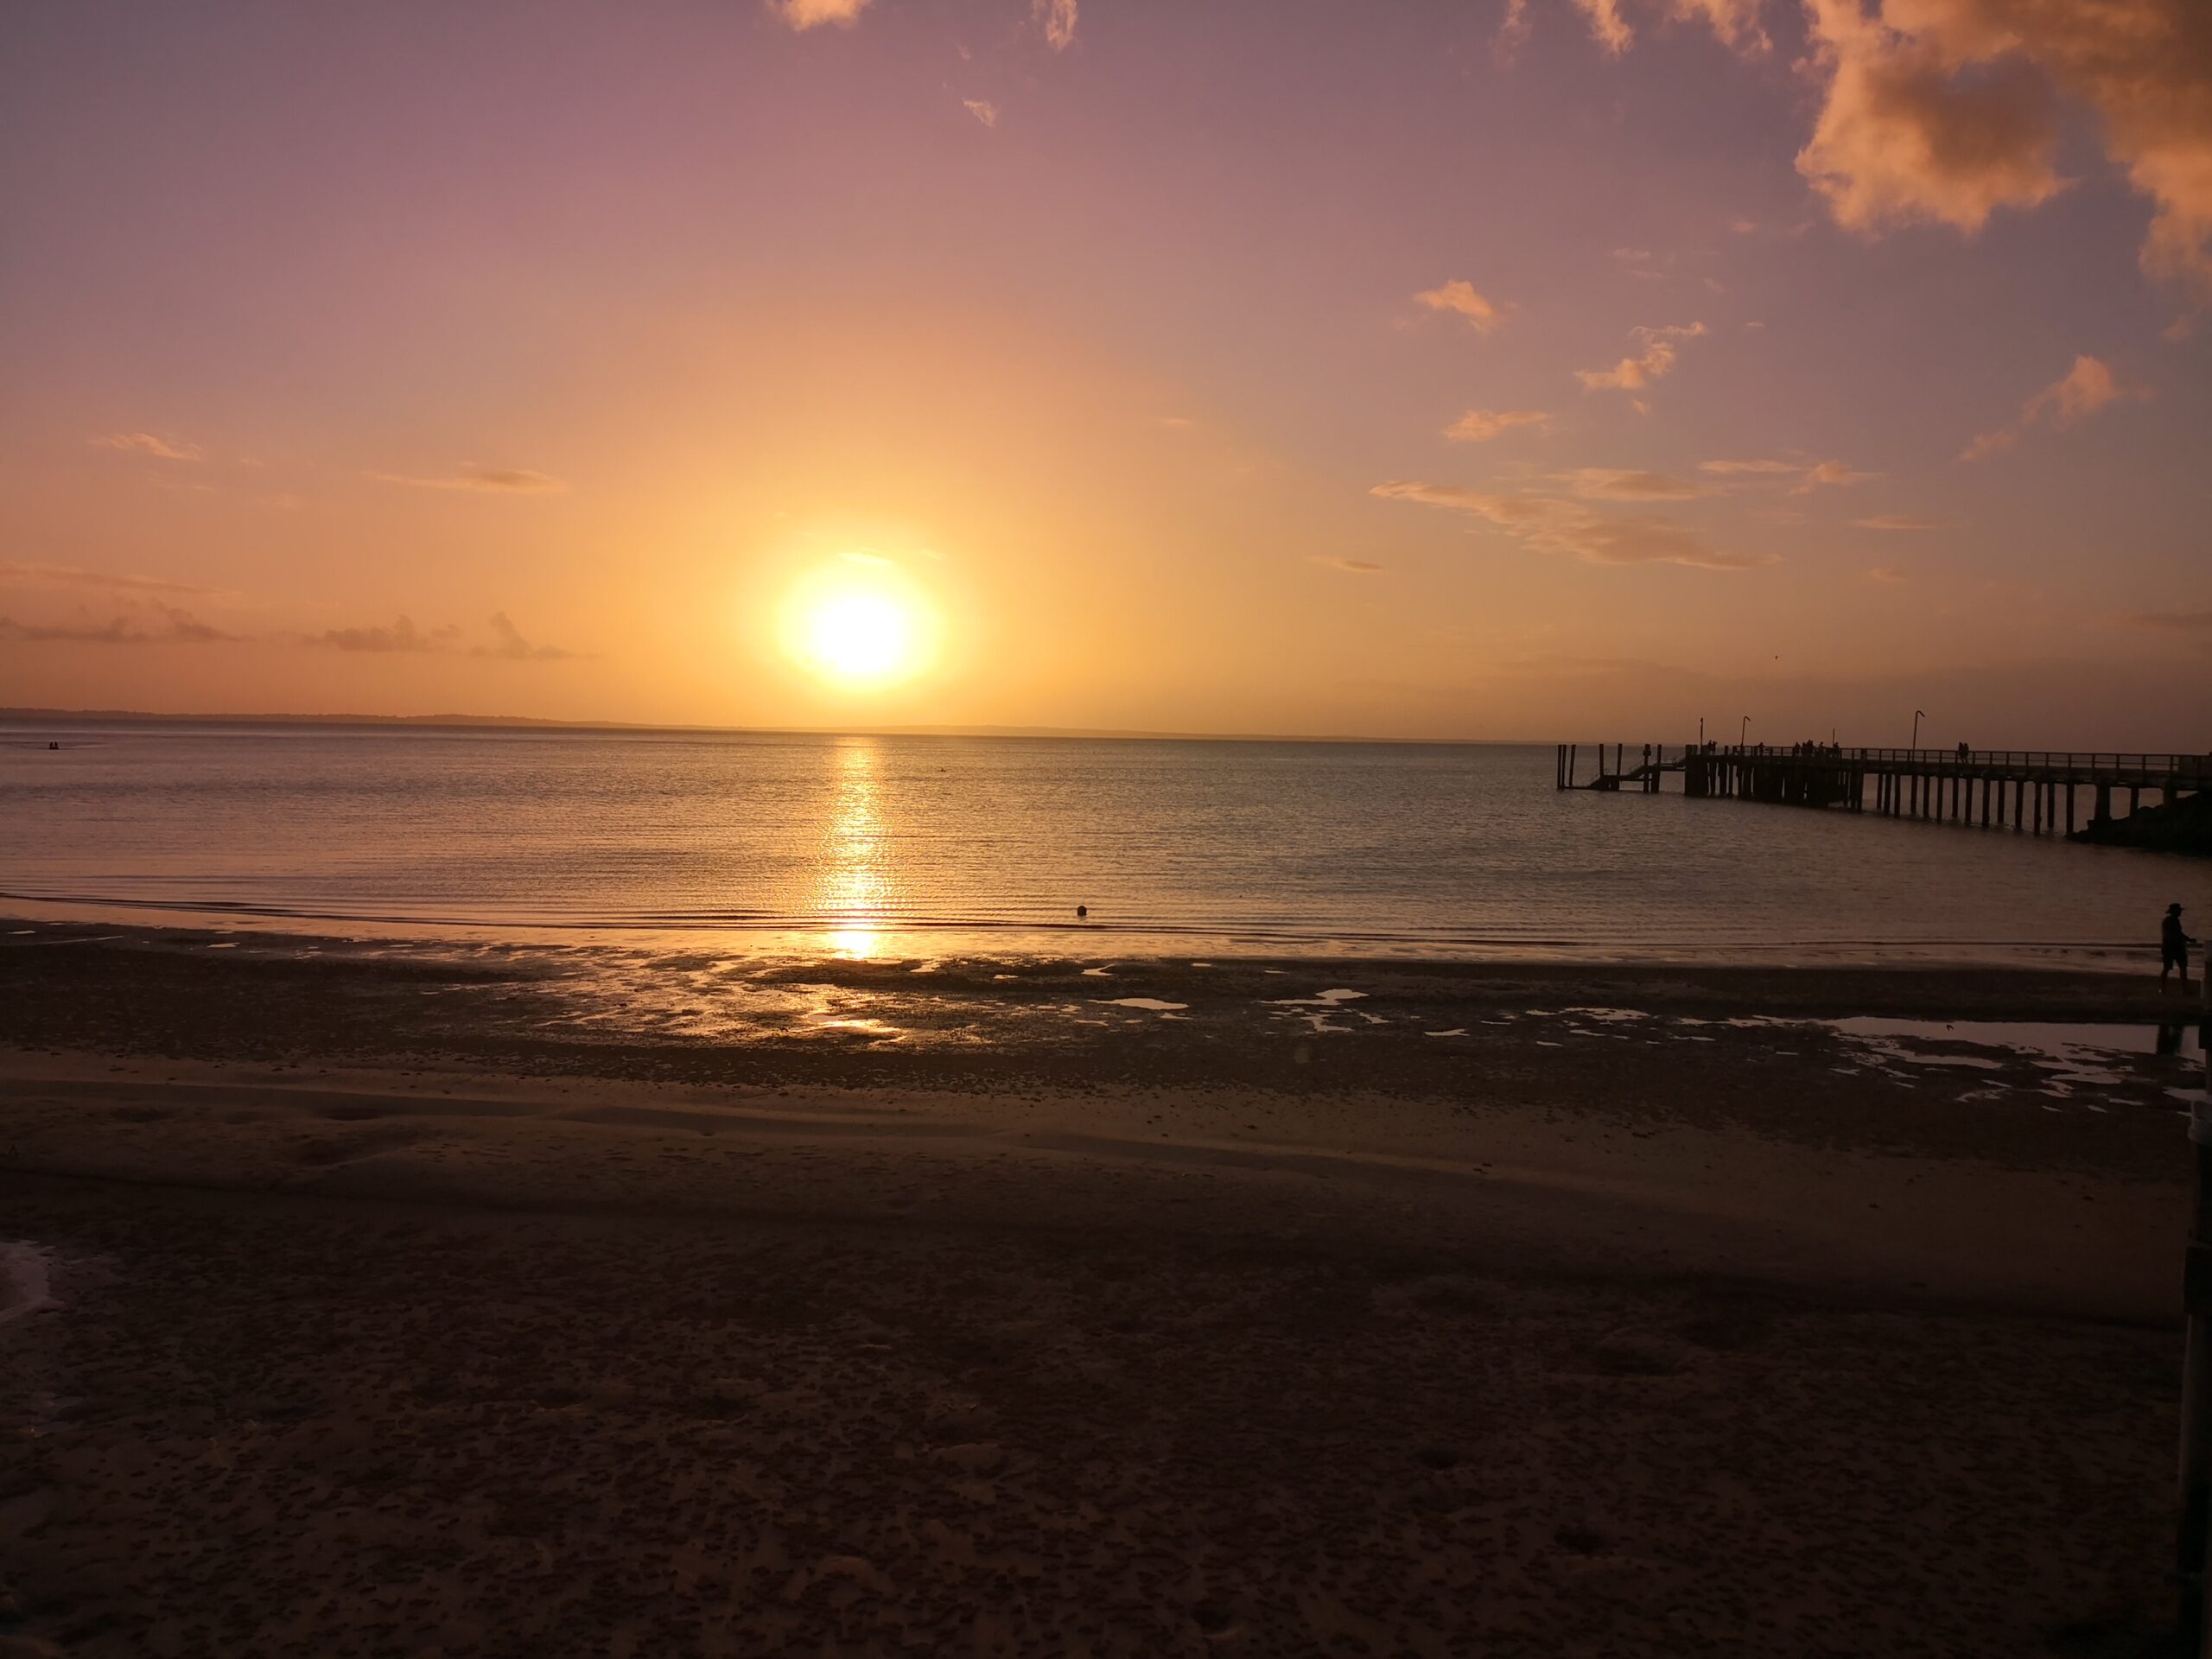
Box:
(0, 900), (2179, 975)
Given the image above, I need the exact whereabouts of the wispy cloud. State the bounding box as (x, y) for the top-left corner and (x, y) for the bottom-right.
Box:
(1548, 468), (1712, 501)
(1576, 322), (1705, 391)
(371, 465), (567, 494)
(0, 603), (235, 645)
(1371, 480), (1773, 570)
(1792, 459), (1880, 493)
(1312, 556), (1384, 575)
(1695, 456), (1877, 492)
(1699, 458), (1800, 476)
(1869, 566), (1910, 583)
(767, 0), (869, 29)
(1445, 409), (1548, 442)
(1034, 0), (1077, 50)
(0, 560), (219, 596)
(475, 611), (582, 662)
(1414, 280), (1509, 335)
(1569, 0), (1632, 54)
(1961, 354), (2137, 461)
(91, 432), (202, 461)
(1854, 514), (1955, 531)
(963, 99), (999, 128)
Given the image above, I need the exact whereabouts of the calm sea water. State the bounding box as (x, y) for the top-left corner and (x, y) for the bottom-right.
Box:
(2, 721), (2202, 960)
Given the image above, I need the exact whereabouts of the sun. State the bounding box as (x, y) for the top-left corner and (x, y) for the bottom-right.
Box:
(805, 591), (914, 683)
(783, 563), (937, 690)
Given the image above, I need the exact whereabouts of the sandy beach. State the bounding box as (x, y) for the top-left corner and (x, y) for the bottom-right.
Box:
(1, 924), (2203, 1656)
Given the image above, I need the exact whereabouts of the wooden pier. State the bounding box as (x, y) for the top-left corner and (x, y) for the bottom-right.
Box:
(1554, 743), (2210, 837)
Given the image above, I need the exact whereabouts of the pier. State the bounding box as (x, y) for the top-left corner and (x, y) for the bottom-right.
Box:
(1554, 744), (2210, 838)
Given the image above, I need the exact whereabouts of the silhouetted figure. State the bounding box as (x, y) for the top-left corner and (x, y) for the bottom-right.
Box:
(2159, 1021), (2186, 1058)
(2164, 902), (2198, 991)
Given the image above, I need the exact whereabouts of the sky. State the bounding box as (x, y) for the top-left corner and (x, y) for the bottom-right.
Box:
(2, 0), (2208, 747)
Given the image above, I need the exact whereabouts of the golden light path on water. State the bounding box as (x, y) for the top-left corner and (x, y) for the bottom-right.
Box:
(816, 738), (888, 960)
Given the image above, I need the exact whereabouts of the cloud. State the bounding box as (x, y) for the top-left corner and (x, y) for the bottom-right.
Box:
(1792, 459), (1881, 492)
(1566, 0), (1768, 57)
(1870, 566), (1910, 582)
(0, 560), (218, 596)
(1312, 556), (1385, 574)
(475, 612), (582, 662)
(91, 432), (202, 461)
(1854, 514), (1955, 531)
(1548, 467), (1712, 500)
(1034, 0), (1077, 50)
(1445, 408), (1549, 442)
(1694, 456), (1877, 492)
(1961, 354), (2137, 459)
(1576, 321), (1705, 391)
(1789, 0), (2212, 302)
(1371, 480), (1774, 570)
(1674, 0), (1768, 51)
(371, 466), (567, 493)
(1571, 0), (1633, 54)
(304, 616), (462, 652)
(0, 603), (235, 645)
(1699, 458), (1801, 475)
(1414, 280), (1508, 334)
(767, 0), (869, 29)
(1796, 0), (2067, 238)
(963, 99), (999, 128)
(2119, 607), (2212, 631)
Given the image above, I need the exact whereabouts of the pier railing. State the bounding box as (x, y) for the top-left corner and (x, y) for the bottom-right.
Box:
(1804, 748), (2209, 776)
(1556, 740), (2207, 838)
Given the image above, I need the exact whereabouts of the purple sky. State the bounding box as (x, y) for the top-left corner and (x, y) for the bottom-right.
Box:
(3, 0), (2208, 744)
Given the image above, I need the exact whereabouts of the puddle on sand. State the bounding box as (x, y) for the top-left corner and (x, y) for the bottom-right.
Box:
(1821, 1016), (2206, 1099)
(1098, 997), (1188, 1013)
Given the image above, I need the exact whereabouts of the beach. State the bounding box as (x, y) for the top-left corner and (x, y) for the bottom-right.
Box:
(0, 924), (2201, 1656)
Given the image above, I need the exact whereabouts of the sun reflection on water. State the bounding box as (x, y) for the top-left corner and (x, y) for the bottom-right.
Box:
(814, 740), (891, 956)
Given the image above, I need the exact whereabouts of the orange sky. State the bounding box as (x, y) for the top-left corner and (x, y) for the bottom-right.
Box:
(2, 0), (2208, 746)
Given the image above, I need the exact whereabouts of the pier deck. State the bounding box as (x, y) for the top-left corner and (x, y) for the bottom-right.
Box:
(1554, 744), (2209, 838)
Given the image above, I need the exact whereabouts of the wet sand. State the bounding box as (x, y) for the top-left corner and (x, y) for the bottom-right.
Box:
(0, 924), (2203, 1656)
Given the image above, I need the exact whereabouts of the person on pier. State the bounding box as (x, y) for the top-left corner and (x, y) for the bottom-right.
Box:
(2164, 903), (2199, 992)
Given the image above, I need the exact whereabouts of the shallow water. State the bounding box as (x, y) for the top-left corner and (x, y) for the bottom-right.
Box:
(3, 721), (2203, 960)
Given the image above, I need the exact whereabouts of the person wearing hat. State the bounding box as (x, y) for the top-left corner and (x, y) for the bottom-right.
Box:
(2164, 902), (2200, 990)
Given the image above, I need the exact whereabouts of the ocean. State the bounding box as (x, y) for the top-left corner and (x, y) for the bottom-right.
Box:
(1, 720), (2200, 962)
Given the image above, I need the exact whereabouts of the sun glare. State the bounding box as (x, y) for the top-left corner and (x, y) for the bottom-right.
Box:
(784, 563), (937, 690)
(807, 593), (912, 683)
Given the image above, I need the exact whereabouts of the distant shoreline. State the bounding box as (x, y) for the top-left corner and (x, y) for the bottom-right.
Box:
(0, 706), (1525, 747)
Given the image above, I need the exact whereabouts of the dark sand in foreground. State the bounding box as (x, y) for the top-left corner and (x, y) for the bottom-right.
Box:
(1, 925), (2204, 1656)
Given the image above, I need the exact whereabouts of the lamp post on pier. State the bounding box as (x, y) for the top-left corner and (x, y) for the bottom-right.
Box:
(1911, 709), (1927, 750)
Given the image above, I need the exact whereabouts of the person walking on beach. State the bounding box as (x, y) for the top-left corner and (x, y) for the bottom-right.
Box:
(2164, 902), (2199, 991)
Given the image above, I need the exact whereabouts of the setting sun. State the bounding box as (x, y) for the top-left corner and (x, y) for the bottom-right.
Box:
(805, 592), (913, 684)
(782, 563), (938, 691)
